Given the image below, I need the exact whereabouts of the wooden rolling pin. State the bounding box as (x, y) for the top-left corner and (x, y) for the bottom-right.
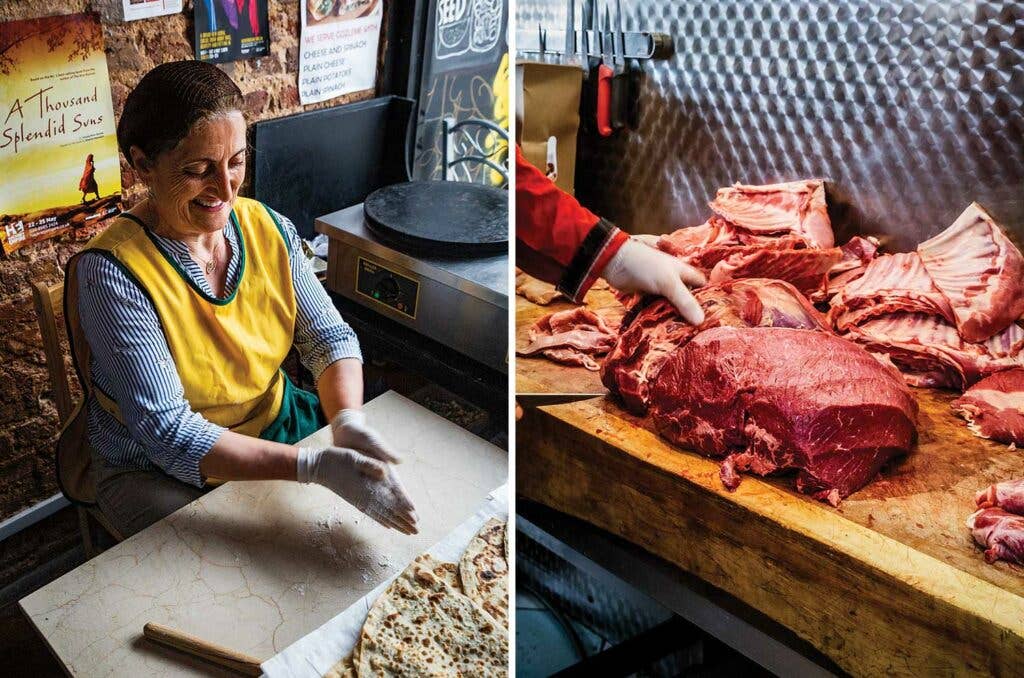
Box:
(143, 622), (264, 676)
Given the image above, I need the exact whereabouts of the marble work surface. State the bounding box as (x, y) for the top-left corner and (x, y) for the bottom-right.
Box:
(20, 391), (508, 677)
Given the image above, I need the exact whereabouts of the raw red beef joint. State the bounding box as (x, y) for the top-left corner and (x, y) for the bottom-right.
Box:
(976, 479), (1024, 514)
(601, 279), (829, 415)
(648, 326), (918, 505)
(953, 368), (1024, 445)
(966, 508), (1024, 565)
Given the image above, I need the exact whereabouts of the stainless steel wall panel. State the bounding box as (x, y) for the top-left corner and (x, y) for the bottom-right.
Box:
(517, 1), (1024, 250)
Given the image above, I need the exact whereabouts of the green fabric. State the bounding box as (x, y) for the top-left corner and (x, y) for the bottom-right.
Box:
(259, 371), (326, 444)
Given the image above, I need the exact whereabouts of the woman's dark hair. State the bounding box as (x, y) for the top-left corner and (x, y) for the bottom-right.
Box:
(117, 60), (244, 167)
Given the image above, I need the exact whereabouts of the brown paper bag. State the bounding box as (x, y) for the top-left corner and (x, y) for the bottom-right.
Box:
(516, 61), (583, 195)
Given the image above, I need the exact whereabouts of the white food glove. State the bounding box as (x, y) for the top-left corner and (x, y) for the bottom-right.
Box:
(296, 446), (419, 535)
(630, 233), (662, 248)
(330, 409), (401, 464)
(601, 237), (707, 325)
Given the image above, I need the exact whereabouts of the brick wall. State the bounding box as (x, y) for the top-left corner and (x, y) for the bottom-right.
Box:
(0, 0), (385, 520)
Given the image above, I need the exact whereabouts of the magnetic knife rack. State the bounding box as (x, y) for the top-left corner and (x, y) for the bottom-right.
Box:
(515, 28), (674, 60)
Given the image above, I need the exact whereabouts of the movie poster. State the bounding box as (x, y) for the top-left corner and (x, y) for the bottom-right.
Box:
(122, 0), (183, 22)
(0, 13), (121, 255)
(194, 0), (270, 63)
(299, 0), (383, 105)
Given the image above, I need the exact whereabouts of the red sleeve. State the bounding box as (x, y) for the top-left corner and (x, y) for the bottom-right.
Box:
(515, 146), (627, 302)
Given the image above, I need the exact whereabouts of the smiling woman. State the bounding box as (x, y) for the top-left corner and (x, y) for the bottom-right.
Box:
(59, 61), (419, 540)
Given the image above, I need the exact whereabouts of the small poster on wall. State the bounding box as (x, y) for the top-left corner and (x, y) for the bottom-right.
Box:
(194, 0), (270, 63)
(299, 0), (383, 105)
(0, 13), (122, 255)
(122, 0), (183, 22)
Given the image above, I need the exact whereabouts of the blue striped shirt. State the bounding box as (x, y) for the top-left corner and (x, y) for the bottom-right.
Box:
(77, 207), (361, 487)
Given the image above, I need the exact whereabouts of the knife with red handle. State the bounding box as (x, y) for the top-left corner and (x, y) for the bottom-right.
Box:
(596, 64), (613, 136)
(595, 4), (613, 136)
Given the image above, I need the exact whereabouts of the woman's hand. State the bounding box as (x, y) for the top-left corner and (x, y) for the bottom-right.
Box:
(296, 445), (418, 534)
(330, 409), (402, 463)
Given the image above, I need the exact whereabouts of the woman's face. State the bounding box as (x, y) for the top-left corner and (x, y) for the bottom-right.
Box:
(133, 111), (246, 237)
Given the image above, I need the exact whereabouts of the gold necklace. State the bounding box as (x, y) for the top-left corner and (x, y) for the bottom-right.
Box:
(187, 240), (220, 275)
(144, 206), (221, 275)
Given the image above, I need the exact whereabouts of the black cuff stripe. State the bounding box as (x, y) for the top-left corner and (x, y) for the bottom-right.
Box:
(557, 218), (617, 300)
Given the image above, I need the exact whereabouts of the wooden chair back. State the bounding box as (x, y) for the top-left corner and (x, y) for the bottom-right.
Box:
(31, 281), (74, 424)
(31, 280), (124, 551)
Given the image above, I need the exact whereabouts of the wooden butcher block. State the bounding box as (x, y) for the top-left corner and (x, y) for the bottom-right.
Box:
(516, 298), (1024, 676)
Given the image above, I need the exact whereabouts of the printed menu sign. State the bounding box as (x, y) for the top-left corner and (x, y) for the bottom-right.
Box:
(122, 0), (183, 22)
(299, 0), (383, 105)
(194, 0), (270, 63)
(0, 13), (121, 255)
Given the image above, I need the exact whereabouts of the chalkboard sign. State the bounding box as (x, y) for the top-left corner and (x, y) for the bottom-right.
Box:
(433, 0), (505, 74)
(413, 0), (509, 181)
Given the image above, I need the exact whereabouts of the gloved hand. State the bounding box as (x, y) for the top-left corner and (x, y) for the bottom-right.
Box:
(330, 409), (401, 464)
(296, 446), (419, 534)
(600, 237), (707, 325)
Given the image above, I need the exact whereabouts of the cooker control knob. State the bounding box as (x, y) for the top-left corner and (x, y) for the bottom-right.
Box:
(377, 275), (400, 303)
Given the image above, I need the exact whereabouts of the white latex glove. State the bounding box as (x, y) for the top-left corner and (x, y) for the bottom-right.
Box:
(630, 233), (662, 248)
(601, 237), (707, 325)
(296, 446), (419, 535)
(331, 409), (401, 464)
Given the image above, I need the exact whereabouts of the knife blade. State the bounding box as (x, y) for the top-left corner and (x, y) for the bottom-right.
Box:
(615, 0), (626, 60)
(517, 393), (605, 407)
(609, 4), (628, 131)
(564, 0), (576, 67)
(620, 0), (642, 128)
(579, 0), (597, 128)
(580, 0), (591, 79)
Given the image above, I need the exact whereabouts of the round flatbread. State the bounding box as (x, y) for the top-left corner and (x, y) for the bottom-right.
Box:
(340, 560), (462, 675)
(459, 519), (508, 626)
(323, 653), (356, 678)
(430, 559), (462, 593)
(357, 554), (507, 676)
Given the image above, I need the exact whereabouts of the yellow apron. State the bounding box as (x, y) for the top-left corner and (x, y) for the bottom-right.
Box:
(60, 197), (321, 504)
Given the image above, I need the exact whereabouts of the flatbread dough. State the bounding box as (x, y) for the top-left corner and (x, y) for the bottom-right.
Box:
(356, 554), (507, 676)
(459, 519), (508, 625)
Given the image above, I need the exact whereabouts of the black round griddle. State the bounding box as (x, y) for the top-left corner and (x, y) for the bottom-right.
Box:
(363, 181), (508, 257)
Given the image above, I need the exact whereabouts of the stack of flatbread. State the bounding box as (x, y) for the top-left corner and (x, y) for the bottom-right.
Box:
(325, 518), (509, 677)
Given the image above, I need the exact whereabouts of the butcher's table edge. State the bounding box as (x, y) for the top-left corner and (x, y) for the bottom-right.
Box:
(516, 397), (1024, 678)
